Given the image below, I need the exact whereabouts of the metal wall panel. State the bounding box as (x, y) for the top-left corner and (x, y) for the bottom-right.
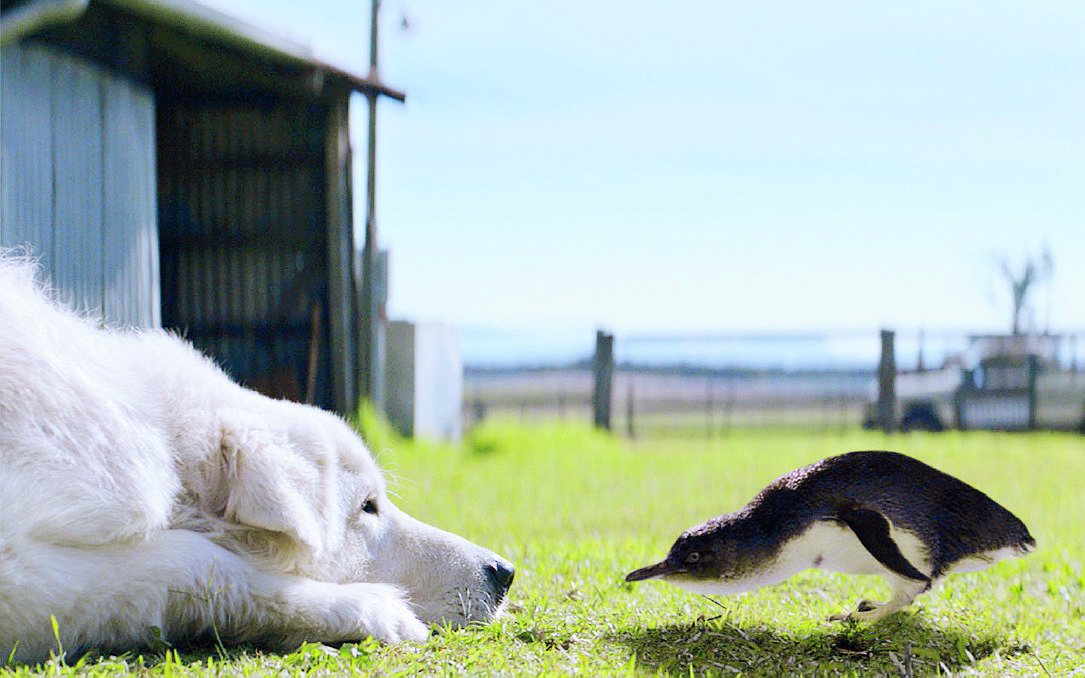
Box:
(103, 73), (159, 327)
(1, 42), (158, 328)
(52, 55), (104, 313)
(1, 45), (55, 266)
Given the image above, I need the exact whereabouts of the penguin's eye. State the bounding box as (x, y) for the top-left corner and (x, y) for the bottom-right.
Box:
(361, 496), (379, 516)
(686, 552), (700, 564)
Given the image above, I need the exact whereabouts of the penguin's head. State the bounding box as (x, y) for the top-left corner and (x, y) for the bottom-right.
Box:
(626, 516), (760, 591)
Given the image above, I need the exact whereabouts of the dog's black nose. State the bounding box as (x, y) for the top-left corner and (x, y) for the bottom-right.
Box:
(486, 558), (515, 598)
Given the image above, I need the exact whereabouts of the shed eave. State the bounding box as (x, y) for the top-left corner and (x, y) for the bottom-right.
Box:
(106, 0), (404, 100)
(0, 0), (89, 45)
(1, 0), (405, 101)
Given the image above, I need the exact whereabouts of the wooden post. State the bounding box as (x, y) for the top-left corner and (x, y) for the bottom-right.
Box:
(359, 0), (383, 407)
(325, 94), (355, 415)
(705, 378), (713, 438)
(305, 301), (323, 404)
(917, 329), (925, 371)
(839, 392), (848, 433)
(724, 380), (733, 432)
(626, 381), (636, 438)
(593, 330), (614, 430)
(1027, 354), (1039, 431)
(359, 119), (379, 403)
(876, 329), (896, 433)
(954, 375), (967, 431)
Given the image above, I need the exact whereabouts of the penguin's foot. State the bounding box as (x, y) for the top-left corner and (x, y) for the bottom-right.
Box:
(829, 577), (928, 622)
(828, 599), (883, 621)
(828, 600), (898, 622)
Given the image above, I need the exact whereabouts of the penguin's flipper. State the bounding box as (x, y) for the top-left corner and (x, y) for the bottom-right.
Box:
(835, 504), (931, 584)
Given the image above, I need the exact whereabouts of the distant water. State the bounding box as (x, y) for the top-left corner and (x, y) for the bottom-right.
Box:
(460, 327), (595, 368)
(459, 327), (972, 371)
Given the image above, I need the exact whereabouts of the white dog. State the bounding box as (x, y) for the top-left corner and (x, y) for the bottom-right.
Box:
(0, 254), (513, 664)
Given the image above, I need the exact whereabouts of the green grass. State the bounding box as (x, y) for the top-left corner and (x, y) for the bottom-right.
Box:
(8, 416), (1084, 676)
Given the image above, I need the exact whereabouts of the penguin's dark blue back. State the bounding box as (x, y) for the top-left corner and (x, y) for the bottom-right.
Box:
(747, 450), (1034, 578)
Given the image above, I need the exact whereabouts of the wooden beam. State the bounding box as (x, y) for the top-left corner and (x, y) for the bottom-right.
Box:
(324, 94), (355, 415)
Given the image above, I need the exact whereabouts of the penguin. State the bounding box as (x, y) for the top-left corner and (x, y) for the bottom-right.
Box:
(625, 450), (1035, 622)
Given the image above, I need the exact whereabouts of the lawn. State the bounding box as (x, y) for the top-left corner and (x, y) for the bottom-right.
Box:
(8, 417), (1084, 676)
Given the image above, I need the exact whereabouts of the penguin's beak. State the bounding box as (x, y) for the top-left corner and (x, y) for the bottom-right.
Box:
(625, 559), (684, 582)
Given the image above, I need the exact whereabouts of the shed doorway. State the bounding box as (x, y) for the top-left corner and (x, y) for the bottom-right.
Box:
(156, 97), (334, 409)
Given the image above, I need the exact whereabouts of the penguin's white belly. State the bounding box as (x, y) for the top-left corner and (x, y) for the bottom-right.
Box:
(779, 521), (896, 576)
(670, 520), (932, 597)
(944, 543), (1031, 575)
(792, 520), (929, 578)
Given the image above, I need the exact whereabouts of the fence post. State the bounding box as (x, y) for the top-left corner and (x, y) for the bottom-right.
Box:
(593, 330), (614, 430)
(954, 377), (967, 431)
(840, 392), (848, 433)
(705, 378), (713, 438)
(473, 397), (485, 426)
(1027, 354), (1038, 431)
(726, 380), (735, 432)
(917, 329), (925, 371)
(876, 329), (896, 433)
(626, 382), (636, 438)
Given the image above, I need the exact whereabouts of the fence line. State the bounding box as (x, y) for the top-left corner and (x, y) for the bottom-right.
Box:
(462, 329), (1085, 436)
(463, 366), (871, 435)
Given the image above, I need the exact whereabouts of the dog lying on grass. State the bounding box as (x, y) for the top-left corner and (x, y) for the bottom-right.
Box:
(0, 253), (513, 664)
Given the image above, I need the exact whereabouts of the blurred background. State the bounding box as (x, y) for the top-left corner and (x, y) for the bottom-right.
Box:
(3, 0), (1083, 438)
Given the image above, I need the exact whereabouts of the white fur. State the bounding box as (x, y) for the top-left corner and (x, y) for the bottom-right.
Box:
(0, 255), (510, 664)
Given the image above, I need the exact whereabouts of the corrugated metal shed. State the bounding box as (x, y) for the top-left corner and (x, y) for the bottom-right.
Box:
(1, 41), (159, 326)
(1, 0), (403, 414)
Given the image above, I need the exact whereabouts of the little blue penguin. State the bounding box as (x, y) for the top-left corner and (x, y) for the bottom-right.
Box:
(626, 450), (1035, 621)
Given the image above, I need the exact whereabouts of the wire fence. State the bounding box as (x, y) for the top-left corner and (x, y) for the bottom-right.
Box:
(462, 329), (1085, 436)
(465, 366), (871, 435)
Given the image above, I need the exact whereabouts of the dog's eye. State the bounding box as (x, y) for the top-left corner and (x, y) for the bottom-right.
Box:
(361, 496), (379, 516)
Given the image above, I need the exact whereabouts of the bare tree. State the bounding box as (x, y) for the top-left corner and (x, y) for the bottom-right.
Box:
(999, 249), (1053, 335)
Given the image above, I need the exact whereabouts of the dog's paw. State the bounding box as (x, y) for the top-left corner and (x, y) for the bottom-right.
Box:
(332, 583), (429, 643)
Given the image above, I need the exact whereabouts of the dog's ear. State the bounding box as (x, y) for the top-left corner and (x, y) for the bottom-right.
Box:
(219, 416), (326, 554)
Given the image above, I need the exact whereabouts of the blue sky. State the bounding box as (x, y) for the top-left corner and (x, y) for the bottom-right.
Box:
(207, 0), (1084, 337)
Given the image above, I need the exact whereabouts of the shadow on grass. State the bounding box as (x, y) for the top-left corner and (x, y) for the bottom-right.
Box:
(44, 641), (256, 671)
(611, 615), (1033, 676)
